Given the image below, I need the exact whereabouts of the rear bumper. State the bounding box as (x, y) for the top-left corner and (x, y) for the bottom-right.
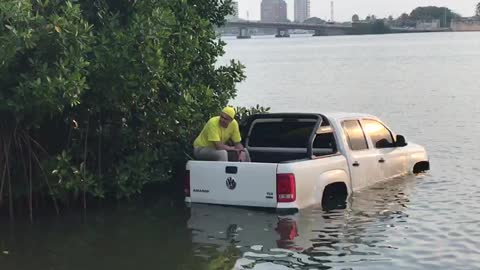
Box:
(185, 198), (299, 213)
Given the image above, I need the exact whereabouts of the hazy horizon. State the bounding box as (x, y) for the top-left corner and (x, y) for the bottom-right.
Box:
(237, 0), (478, 21)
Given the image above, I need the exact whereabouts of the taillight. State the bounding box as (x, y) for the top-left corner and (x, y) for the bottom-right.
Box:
(184, 170), (190, 197)
(277, 173), (296, 203)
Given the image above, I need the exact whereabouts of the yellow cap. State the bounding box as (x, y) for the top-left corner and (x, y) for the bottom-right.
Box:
(222, 107), (236, 119)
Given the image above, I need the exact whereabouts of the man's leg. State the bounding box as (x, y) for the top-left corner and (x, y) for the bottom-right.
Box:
(194, 147), (228, 161)
(227, 150), (239, 161)
(243, 148), (251, 162)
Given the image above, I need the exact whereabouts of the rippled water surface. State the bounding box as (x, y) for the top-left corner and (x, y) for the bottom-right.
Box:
(1, 32), (480, 270)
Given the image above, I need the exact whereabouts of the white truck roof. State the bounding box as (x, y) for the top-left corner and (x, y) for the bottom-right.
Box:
(321, 112), (377, 121)
(262, 112), (378, 122)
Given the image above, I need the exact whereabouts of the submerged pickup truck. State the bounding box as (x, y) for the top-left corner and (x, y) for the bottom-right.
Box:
(185, 113), (429, 210)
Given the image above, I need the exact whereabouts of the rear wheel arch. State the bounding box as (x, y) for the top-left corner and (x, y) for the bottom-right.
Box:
(321, 182), (348, 210)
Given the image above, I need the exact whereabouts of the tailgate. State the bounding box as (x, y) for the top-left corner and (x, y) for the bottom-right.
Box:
(188, 161), (278, 208)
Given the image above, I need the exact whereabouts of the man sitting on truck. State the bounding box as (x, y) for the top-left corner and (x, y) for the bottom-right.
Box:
(193, 107), (250, 162)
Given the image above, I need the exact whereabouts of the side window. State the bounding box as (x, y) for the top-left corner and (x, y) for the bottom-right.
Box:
(312, 132), (337, 156)
(342, 120), (368, 151)
(362, 119), (394, 149)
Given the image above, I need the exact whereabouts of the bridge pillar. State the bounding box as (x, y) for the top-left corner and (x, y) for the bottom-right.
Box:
(275, 28), (290, 38)
(237, 27), (251, 39)
(313, 29), (327, 36)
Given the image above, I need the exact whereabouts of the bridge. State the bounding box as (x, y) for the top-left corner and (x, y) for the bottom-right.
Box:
(224, 21), (354, 38)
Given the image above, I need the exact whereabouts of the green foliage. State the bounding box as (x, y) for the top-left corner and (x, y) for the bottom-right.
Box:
(0, 0), (93, 119)
(49, 151), (104, 202)
(409, 6), (461, 27)
(0, 0), (246, 214)
(391, 6), (461, 28)
(235, 104), (271, 124)
(371, 20), (390, 34)
(303, 17), (326, 24)
(113, 150), (165, 199)
(351, 20), (391, 35)
(476, 2), (480, 16)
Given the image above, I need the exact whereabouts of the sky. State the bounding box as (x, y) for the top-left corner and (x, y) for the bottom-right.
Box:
(237, 0), (479, 21)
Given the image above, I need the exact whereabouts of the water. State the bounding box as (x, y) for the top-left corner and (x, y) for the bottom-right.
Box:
(2, 32), (480, 270)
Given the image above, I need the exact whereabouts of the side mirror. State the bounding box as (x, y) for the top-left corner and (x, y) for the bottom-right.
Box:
(375, 138), (392, 148)
(395, 135), (408, 147)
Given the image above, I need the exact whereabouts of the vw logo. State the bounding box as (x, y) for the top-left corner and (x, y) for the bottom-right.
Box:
(226, 177), (237, 190)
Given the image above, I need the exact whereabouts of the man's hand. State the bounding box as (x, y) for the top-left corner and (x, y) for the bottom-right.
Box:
(238, 150), (247, 162)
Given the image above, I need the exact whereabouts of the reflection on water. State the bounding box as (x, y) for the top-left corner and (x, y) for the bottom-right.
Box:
(188, 176), (417, 269)
(0, 199), (198, 270)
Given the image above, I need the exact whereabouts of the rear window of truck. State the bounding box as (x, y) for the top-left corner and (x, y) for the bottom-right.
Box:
(248, 121), (316, 148)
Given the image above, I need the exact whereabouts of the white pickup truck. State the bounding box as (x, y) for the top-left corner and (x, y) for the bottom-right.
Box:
(185, 113), (429, 211)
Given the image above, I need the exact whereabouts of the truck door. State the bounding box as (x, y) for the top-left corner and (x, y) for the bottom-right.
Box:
(361, 119), (408, 180)
(341, 120), (380, 191)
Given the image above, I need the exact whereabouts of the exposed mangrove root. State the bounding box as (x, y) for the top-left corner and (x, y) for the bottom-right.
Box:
(83, 116), (90, 212)
(0, 120), (62, 219)
(0, 161), (6, 207)
(31, 150), (60, 216)
(18, 131), (36, 221)
(7, 155), (13, 220)
(29, 145), (33, 222)
(15, 132), (35, 222)
(98, 112), (102, 180)
(1, 133), (13, 219)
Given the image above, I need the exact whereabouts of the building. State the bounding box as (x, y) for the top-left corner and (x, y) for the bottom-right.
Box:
(416, 19), (440, 30)
(451, 17), (480, 31)
(226, 1), (239, 21)
(261, 0), (288, 22)
(294, 0), (310, 23)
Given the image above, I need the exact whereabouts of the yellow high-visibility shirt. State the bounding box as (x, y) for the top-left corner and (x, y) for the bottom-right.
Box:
(193, 116), (242, 148)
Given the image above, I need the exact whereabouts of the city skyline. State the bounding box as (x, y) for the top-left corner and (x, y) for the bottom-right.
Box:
(237, 0), (479, 21)
(294, 0), (310, 22)
(261, 0), (288, 22)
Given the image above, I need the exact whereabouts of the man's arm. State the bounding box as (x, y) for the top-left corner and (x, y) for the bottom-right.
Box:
(234, 142), (245, 151)
(214, 141), (236, 151)
(231, 121), (244, 151)
(213, 141), (243, 152)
